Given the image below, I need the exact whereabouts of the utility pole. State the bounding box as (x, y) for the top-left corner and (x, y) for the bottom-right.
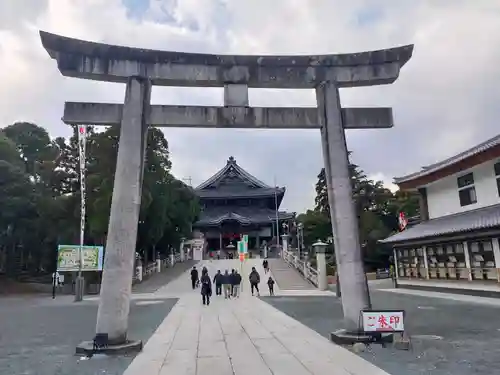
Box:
(182, 176), (192, 186)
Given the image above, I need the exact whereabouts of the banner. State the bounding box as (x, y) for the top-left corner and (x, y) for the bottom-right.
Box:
(57, 245), (104, 271)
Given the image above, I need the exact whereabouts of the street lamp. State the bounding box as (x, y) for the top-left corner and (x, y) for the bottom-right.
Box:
(297, 223), (304, 259)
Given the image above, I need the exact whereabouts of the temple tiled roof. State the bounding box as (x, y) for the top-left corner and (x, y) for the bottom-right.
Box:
(380, 203), (500, 244)
(194, 207), (294, 226)
(195, 156), (285, 200)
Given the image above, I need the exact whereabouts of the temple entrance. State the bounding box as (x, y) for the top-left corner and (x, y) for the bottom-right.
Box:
(42, 29), (413, 343)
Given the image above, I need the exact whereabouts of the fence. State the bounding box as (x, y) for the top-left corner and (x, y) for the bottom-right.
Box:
(132, 251), (187, 284)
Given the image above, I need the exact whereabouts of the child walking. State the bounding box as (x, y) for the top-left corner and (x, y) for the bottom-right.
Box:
(267, 276), (275, 296)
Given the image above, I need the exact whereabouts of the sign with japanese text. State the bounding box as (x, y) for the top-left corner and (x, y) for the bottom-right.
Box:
(237, 240), (247, 254)
(57, 245), (104, 272)
(361, 310), (405, 332)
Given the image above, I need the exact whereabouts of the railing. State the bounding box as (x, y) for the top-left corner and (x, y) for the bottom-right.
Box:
(143, 262), (157, 278)
(132, 250), (188, 284)
(282, 248), (319, 287)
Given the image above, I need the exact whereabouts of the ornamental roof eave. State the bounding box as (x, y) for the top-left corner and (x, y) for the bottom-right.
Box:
(196, 187), (286, 199)
(193, 207), (294, 227)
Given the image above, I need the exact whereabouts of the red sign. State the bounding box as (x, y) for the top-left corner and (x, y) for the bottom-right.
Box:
(362, 311), (404, 332)
(398, 212), (408, 231)
(239, 253), (245, 262)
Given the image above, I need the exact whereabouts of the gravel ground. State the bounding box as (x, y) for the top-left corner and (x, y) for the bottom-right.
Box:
(262, 289), (500, 375)
(0, 296), (177, 375)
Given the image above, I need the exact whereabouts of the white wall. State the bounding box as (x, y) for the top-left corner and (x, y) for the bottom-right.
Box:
(426, 159), (500, 219)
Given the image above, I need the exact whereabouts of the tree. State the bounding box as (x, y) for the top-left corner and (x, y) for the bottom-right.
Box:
(296, 210), (332, 246)
(0, 121), (200, 278)
(308, 152), (419, 270)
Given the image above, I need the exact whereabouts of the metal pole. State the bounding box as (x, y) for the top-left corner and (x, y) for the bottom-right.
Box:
(273, 175), (280, 250)
(75, 125), (87, 302)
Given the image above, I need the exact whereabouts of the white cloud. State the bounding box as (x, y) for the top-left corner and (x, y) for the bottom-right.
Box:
(1, 0), (499, 213)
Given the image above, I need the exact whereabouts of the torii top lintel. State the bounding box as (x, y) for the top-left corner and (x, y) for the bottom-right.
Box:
(40, 31), (413, 89)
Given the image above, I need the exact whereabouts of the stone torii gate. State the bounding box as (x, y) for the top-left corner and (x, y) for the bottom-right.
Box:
(40, 31), (413, 349)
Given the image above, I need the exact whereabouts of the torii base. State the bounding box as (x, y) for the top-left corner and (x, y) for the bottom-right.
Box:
(75, 339), (142, 356)
(330, 329), (394, 346)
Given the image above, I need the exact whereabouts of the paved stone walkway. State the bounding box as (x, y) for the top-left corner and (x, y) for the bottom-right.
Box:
(122, 259), (389, 375)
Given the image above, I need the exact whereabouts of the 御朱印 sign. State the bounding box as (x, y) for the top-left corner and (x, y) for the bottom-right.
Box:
(361, 310), (405, 332)
(57, 245), (104, 272)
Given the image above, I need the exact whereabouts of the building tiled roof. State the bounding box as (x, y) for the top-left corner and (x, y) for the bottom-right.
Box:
(380, 203), (500, 244)
(196, 156), (271, 190)
(394, 134), (500, 184)
(194, 207), (295, 226)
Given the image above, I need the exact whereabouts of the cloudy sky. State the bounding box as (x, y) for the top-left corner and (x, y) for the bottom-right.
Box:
(1, 0), (499, 213)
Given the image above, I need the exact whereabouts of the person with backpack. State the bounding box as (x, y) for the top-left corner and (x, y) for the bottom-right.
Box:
(249, 267), (261, 296)
(200, 268), (212, 306)
(267, 276), (275, 296)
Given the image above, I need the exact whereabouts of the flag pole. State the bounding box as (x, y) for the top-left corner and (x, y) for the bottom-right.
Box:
(75, 125), (87, 302)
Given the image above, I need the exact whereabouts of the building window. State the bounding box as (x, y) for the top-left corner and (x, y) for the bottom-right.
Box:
(457, 172), (477, 206)
(495, 161), (500, 197)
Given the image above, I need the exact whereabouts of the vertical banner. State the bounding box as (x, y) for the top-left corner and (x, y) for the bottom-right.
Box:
(77, 125), (87, 274)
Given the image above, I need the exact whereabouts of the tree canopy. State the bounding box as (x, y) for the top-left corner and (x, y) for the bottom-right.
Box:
(0, 122), (199, 276)
(298, 152), (420, 270)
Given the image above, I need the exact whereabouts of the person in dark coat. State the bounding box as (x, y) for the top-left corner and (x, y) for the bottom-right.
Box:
(190, 266), (199, 289)
(262, 259), (269, 274)
(249, 267), (261, 296)
(213, 270), (223, 296)
(229, 269), (236, 296)
(200, 269), (212, 305)
(232, 271), (242, 298)
(223, 270), (232, 299)
(267, 276), (275, 296)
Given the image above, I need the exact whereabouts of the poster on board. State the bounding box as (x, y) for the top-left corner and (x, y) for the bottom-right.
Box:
(57, 245), (104, 272)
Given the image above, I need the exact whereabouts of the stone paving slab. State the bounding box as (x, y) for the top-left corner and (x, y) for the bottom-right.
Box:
(123, 259), (390, 375)
(263, 289), (500, 375)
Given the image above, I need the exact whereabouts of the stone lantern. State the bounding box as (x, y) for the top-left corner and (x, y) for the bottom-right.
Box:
(313, 240), (328, 291)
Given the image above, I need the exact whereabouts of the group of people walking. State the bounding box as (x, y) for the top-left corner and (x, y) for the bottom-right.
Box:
(190, 262), (275, 306)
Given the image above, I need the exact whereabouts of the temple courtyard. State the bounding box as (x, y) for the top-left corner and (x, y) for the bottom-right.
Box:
(1, 259), (499, 375)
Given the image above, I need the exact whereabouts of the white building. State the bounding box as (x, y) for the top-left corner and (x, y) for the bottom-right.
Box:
(381, 134), (500, 286)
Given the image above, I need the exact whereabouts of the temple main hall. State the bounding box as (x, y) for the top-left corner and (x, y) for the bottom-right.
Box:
(193, 157), (294, 255)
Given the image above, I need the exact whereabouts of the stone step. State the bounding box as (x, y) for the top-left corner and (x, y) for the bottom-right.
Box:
(268, 258), (315, 291)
